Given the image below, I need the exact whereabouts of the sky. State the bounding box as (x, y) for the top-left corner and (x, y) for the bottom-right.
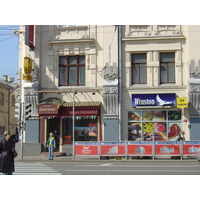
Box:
(0, 25), (19, 83)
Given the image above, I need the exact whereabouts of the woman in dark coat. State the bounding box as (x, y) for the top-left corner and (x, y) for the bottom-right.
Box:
(0, 131), (15, 175)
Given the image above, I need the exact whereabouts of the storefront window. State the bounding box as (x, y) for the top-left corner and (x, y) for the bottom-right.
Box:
(128, 110), (182, 141)
(62, 117), (98, 142)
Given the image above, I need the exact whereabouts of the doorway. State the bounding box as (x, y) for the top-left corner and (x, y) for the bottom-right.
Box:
(46, 118), (60, 150)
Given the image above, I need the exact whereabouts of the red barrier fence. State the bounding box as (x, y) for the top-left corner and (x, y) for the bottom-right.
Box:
(74, 141), (200, 159)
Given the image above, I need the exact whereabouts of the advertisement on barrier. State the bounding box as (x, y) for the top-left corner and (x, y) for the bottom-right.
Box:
(100, 142), (125, 156)
(75, 142), (99, 156)
(128, 141), (153, 155)
(155, 141), (181, 155)
(183, 141), (200, 155)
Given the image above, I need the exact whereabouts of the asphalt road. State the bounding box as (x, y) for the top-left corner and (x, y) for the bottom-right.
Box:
(14, 160), (200, 175)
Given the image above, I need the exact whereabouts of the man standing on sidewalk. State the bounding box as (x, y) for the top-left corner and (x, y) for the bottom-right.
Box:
(46, 132), (56, 160)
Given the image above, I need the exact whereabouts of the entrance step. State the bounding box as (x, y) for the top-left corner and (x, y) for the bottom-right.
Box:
(41, 152), (67, 157)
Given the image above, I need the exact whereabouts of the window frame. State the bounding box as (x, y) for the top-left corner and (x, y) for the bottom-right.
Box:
(131, 53), (147, 84)
(59, 55), (85, 86)
(160, 52), (175, 84)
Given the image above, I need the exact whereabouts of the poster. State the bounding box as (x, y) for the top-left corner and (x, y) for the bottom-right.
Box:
(128, 122), (142, 141)
(168, 122), (182, 141)
(75, 142), (99, 155)
(100, 142), (125, 156)
(75, 126), (97, 141)
(142, 122), (167, 141)
(127, 141), (153, 155)
(155, 141), (181, 155)
(183, 141), (200, 155)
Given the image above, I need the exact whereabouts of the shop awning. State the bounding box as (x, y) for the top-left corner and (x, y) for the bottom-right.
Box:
(37, 98), (101, 116)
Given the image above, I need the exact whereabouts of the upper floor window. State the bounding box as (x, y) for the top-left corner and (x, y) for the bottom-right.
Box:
(0, 93), (4, 105)
(160, 53), (175, 84)
(131, 54), (147, 84)
(59, 55), (85, 86)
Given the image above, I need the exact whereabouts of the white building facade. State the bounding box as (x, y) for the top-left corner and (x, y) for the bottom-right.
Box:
(16, 25), (200, 155)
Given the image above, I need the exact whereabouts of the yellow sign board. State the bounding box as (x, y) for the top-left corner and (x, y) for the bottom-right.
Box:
(23, 74), (32, 81)
(24, 57), (32, 74)
(177, 97), (188, 108)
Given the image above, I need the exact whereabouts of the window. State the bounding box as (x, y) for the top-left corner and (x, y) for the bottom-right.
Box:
(59, 56), (85, 86)
(131, 54), (147, 84)
(0, 93), (4, 105)
(160, 53), (175, 83)
(128, 110), (182, 141)
(62, 117), (98, 142)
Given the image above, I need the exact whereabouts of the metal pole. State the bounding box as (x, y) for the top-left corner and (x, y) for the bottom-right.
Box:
(72, 89), (75, 159)
(118, 25), (122, 141)
(20, 102), (24, 159)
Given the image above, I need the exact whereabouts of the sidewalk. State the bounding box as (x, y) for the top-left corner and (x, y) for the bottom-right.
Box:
(15, 155), (199, 162)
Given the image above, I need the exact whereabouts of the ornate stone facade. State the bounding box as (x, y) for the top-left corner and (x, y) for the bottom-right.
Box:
(103, 63), (118, 117)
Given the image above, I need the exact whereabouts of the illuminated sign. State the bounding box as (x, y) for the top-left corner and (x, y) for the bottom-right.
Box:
(132, 93), (176, 107)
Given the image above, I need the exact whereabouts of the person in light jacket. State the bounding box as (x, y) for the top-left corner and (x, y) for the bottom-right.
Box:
(46, 132), (56, 160)
(0, 131), (15, 175)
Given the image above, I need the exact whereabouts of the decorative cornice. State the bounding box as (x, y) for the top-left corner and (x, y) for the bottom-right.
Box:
(122, 35), (185, 42)
(49, 38), (95, 44)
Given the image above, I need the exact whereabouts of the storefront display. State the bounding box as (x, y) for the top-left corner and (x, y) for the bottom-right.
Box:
(128, 110), (182, 141)
(62, 117), (98, 141)
(38, 101), (101, 147)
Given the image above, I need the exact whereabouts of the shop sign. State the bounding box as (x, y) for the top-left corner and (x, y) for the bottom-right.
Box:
(132, 93), (176, 107)
(38, 104), (58, 114)
(100, 142), (125, 156)
(127, 141), (153, 155)
(183, 141), (200, 155)
(155, 141), (181, 155)
(24, 57), (32, 74)
(177, 97), (188, 108)
(75, 142), (99, 155)
(23, 74), (32, 81)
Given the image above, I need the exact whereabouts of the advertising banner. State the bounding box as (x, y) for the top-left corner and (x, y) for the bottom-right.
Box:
(132, 93), (176, 107)
(155, 141), (181, 155)
(183, 141), (200, 155)
(100, 142), (125, 156)
(127, 141), (153, 155)
(75, 142), (99, 156)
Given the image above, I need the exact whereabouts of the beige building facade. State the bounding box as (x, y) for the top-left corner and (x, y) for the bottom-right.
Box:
(16, 25), (200, 154)
(0, 81), (17, 137)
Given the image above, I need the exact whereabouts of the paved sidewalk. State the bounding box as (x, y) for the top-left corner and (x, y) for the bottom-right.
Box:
(15, 155), (199, 162)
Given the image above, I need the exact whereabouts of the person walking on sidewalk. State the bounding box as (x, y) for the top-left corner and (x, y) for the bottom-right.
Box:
(47, 132), (56, 160)
(0, 131), (16, 175)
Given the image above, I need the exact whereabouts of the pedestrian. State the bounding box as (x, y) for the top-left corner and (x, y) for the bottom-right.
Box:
(46, 132), (56, 160)
(0, 131), (16, 175)
(177, 131), (185, 141)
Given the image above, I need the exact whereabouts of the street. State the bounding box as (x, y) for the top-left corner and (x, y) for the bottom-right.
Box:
(13, 159), (200, 175)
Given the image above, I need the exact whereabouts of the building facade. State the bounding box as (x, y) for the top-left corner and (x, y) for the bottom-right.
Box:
(0, 80), (17, 138)
(16, 25), (200, 155)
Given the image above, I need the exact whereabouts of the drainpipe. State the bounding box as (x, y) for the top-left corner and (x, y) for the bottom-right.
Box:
(118, 25), (122, 141)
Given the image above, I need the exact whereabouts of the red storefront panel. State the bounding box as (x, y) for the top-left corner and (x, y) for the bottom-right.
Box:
(75, 142), (99, 155)
(155, 141), (180, 155)
(128, 141), (153, 155)
(100, 142), (125, 156)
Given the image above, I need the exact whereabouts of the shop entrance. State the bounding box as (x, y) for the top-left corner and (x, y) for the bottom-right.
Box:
(46, 118), (60, 150)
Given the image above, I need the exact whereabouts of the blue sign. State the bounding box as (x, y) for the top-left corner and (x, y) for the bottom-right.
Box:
(132, 93), (176, 107)
(75, 142), (99, 145)
(128, 141), (152, 145)
(101, 142), (125, 145)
